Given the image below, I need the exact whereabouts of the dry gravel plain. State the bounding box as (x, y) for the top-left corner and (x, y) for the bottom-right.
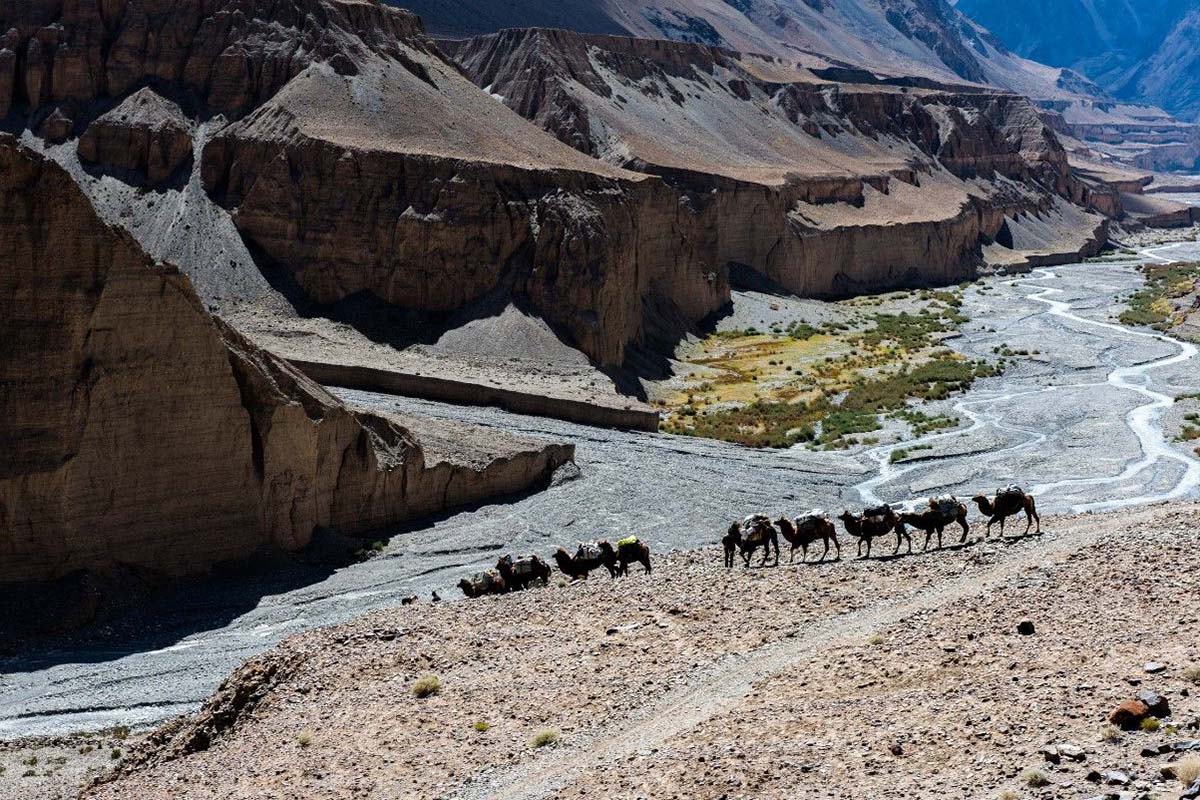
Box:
(58, 502), (1200, 800)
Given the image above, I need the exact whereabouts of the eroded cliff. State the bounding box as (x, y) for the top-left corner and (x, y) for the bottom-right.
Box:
(447, 29), (1109, 295)
(0, 137), (572, 584)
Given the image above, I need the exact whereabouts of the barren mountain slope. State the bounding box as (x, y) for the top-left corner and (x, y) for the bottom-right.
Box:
(447, 29), (1110, 294)
(957, 0), (1200, 123)
(84, 503), (1200, 800)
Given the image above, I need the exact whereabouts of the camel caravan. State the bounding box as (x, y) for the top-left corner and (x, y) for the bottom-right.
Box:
(458, 536), (651, 598)
(727, 485), (1040, 566)
(457, 486), (1040, 598)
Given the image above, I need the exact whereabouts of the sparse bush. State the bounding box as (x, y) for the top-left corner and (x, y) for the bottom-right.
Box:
(412, 674), (442, 698)
(21, 756), (37, 767)
(110, 748), (122, 760)
(868, 633), (885, 645)
(1184, 664), (1200, 685)
(1176, 754), (1200, 787)
(473, 721), (491, 733)
(22, 769), (35, 777)
(531, 729), (559, 748)
(1141, 716), (1161, 732)
(1022, 768), (1049, 788)
(297, 730), (313, 748)
(111, 726), (130, 740)
(998, 790), (1020, 800)
(1100, 724), (1122, 743)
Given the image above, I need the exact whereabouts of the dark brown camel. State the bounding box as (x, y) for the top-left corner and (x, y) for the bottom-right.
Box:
(971, 487), (1040, 538)
(599, 538), (652, 576)
(838, 505), (908, 559)
(775, 514), (841, 563)
(458, 569), (506, 598)
(496, 554), (552, 591)
(553, 543), (613, 579)
(735, 515), (780, 568)
(722, 523), (742, 569)
(898, 496), (970, 551)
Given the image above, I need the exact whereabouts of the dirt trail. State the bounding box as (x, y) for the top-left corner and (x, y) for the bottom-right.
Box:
(451, 506), (1146, 800)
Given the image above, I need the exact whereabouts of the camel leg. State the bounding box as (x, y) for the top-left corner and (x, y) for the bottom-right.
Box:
(937, 525), (944, 550)
(958, 516), (969, 544)
(922, 529), (932, 552)
(833, 535), (841, 560)
(820, 538), (829, 562)
(998, 515), (1006, 538)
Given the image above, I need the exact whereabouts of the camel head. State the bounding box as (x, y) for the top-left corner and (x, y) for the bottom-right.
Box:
(727, 522), (740, 537)
(457, 578), (474, 597)
(837, 510), (859, 532)
(970, 494), (991, 512)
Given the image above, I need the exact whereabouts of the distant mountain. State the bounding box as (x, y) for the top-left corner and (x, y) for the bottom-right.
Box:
(396, 0), (1090, 101)
(954, 0), (1200, 121)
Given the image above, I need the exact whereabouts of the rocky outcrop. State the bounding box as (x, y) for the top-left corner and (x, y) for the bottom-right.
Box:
(0, 0), (425, 131)
(448, 29), (1106, 297)
(77, 88), (194, 184)
(0, 137), (573, 585)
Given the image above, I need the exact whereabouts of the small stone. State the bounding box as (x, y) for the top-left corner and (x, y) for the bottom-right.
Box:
(1160, 763), (1178, 780)
(1144, 662), (1166, 674)
(1135, 689), (1170, 718)
(1109, 699), (1150, 730)
(1017, 618), (1036, 635)
(1101, 770), (1130, 786)
(1042, 745), (1061, 764)
(889, 743), (904, 756)
(1056, 743), (1086, 761)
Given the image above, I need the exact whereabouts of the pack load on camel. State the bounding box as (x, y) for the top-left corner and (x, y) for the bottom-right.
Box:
(458, 569), (506, 598)
(599, 536), (652, 576)
(971, 485), (1041, 538)
(496, 554), (551, 591)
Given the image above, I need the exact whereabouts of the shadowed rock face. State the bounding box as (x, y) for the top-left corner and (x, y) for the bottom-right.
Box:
(0, 0), (729, 368)
(77, 87), (194, 185)
(0, 137), (573, 584)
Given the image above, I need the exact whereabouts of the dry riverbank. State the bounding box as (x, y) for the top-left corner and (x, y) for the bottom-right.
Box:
(56, 502), (1200, 800)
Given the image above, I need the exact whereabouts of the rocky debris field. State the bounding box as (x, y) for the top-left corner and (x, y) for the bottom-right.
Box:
(60, 502), (1200, 800)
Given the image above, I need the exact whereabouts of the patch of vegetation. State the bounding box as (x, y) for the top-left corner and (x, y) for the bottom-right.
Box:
(412, 674), (442, 698)
(1120, 263), (1200, 331)
(1184, 663), (1200, 685)
(1140, 716), (1161, 732)
(297, 730), (314, 748)
(1177, 754), (1200, 787)
(110, 748), (122, 760)
(531, 729), (559, 748)
(1021, 768), (1049, 788)
(890, 444), (933, 463)
(1100, 724), (1122, 743)
(661, 288), (998, 449)
(473, 721), (491, 733)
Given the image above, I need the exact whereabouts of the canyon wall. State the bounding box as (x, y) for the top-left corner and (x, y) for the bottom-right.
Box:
(448, 29), (1108, 296)
(0, 137), (572, 584)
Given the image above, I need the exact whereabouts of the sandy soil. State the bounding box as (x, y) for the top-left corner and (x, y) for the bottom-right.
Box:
(73, 502), (1200, 800)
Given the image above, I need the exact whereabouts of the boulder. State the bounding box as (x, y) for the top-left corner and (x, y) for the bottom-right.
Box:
(1109, 699), (1151, 730)
(1135, 689), (1171, 718)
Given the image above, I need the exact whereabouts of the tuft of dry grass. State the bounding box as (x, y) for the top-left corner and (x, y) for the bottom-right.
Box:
(472, 721), (491, 733)
(1183, 664), (1200, 685)
(297, 730), (313, 748)
(1141, 716), (1161, 732)
(998, 790), (1021, 800)
(411, 674), (441, 698)
(1177, 754), (1200, 787)
(530, 729), (559, 748)
(1021, 768), (1049, 788)
(1100, 724), (1122, 743)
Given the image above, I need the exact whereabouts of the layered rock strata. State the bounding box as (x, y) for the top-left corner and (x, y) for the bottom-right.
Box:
(0, 137), (572, 584)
